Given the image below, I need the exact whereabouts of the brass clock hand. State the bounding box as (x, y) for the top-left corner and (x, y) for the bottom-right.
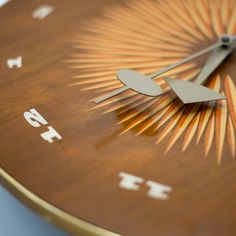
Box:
(94, 35), (236, 104)
(164, 43), (235, 104)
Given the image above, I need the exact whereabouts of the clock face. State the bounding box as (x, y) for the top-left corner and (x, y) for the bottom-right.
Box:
(1, 0), (236, 236)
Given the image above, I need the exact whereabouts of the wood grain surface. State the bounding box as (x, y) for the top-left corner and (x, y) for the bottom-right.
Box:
(1, 1), (236, 236)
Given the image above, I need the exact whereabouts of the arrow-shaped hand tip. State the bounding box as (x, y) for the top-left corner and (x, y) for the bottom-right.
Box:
(164, 77), (225, 104)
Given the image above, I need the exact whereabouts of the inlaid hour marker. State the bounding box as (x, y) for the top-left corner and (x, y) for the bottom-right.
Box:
(119, 172), (144, 191)
(40, 126), (62, 143)
(24, 108), (62, 143)
(119, 172), (172, 200)
(0, 0), (10, 8)
(146, 180), (172, 200)
(7, 56), (22, 68)
(32, 5), (54, 20)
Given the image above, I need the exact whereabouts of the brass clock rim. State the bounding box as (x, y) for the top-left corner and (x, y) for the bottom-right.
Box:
(0, 167), (121, 236)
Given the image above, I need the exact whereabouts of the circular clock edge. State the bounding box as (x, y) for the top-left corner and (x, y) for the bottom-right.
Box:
(0, 167), (120, 236)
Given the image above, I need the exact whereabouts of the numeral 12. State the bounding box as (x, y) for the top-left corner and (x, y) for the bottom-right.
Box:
(24, 108), (62, 143)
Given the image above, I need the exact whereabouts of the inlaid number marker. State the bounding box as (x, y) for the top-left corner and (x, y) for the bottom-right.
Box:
(7, 56), (22, 68)
(40, 126), (62, 144)
(24, 108), (62, 143)
(119, 172), (144, 191)
(32, 5), (54, 20)
(119, 172), (172, 200)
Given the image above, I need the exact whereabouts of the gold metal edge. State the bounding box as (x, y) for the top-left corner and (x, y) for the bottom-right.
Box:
(0, 167), (121, 236)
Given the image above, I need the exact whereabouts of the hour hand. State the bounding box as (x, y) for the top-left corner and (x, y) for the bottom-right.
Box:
(165, 45), (235, 104)
(195, 44), (234, 85)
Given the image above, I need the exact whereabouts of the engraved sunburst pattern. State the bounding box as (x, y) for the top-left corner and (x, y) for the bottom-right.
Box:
(68, 0), (236, 164)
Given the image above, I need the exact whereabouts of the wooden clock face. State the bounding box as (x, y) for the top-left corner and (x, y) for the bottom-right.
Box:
(1, 0), (236, 236)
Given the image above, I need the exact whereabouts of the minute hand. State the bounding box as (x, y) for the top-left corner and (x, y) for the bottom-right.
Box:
(148, 41), (223, 79)
(94, 41), (223, 104)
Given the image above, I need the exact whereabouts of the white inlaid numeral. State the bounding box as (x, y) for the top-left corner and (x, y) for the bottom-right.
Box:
(24, 108), (62, 143)
(146, 180), (172, 200)
(7, 56), (22, 68)
(32, 5), (54, 20)
(40, 126), (62, 143)
(119, 172), (144, 191)
(119, 172), (172, 200)
(0, 0), (10, 8)
(24, 108), (48, 127)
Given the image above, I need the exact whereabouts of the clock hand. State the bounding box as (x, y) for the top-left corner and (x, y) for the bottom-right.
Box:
(94, 86), (128, 104)
(94, 36), (230, 103)
(149, 35), (236, 80)
(148, 41), (222, 79)
(93, 71), (162, 104)
(164, 43), (235, 104)
(195, 44), (235, 85)
(94, 35), (236, 104)
(164, 77), (226, 104)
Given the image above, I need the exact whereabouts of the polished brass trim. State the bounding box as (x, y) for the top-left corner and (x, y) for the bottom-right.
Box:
(0, 167), (121, 236)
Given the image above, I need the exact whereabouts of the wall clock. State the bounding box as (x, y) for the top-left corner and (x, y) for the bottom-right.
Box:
(1, 0), (236, 235)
